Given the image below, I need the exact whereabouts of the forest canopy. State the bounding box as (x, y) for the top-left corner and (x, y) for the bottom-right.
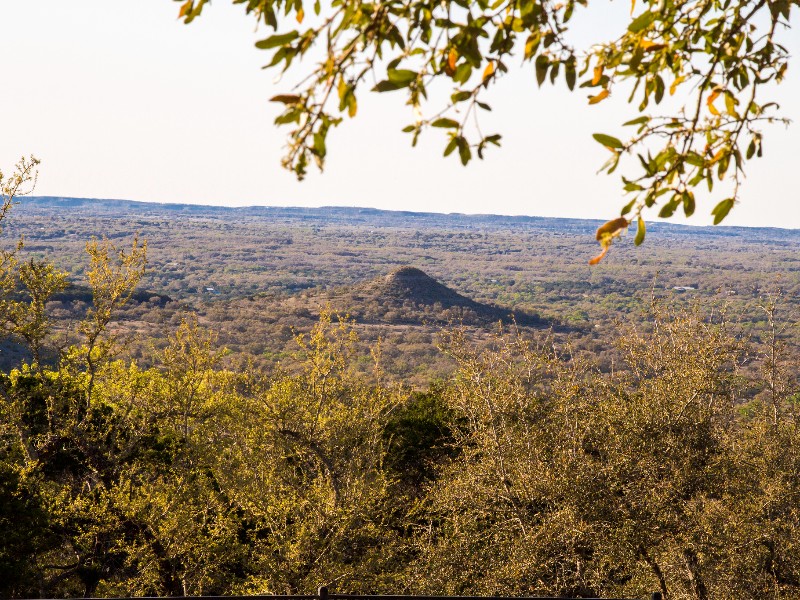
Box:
(175, 0), (797, 241)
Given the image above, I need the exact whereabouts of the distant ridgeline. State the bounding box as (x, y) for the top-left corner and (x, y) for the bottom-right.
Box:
(20, 196), (799, 240)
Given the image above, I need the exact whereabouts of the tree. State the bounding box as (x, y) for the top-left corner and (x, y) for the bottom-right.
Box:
(0, 162), (410, 593)
(410, 308), (800, 599)
(176, 0), (797, 252)
(209, 311), (407, 593)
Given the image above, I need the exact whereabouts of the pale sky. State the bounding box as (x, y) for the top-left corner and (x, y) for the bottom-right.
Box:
(1, 1), (798, 227)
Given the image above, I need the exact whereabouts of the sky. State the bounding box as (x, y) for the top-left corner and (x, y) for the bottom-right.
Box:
(1, 1), (798, 227)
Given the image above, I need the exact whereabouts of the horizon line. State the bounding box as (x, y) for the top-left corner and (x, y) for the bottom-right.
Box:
(19, 195), (798, 234)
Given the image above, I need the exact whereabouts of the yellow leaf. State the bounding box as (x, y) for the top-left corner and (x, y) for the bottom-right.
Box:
(448, 48), (458, 73)
(482, 61), (495, 82)
(589, 246), (609, 265)
(592, 64), (604, 86)
(595, 217), (630, 245)
(709, 147), (726, 164)
(707, 88), (722, 116)
(296, 8), (304, 23)
(590, 217), (629, 264)
(640, 39), (666, 52)
(630, 0), (636, 15)
(588, 89), (610, 105)
(178, 0), (193, 18)
(669, 75), (685, 96)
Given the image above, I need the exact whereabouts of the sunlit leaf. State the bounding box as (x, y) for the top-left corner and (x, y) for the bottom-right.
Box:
(482, 61), (495, 83)
(707, 89), (721, 116)
(640, 40), (666, 52)
(634, 216), (646, 245)
(589, 89), (610, 104)
(592, 64), (604, 86)
(178, 0), (193, 18)
(669, 75), (685, 96)
(590, 217), (629, 264)
(448, 48), (458, 74)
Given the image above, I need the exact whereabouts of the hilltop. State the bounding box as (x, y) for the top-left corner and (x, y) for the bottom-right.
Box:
(330, 266), (543, 326)
(182, 266), (544, 385)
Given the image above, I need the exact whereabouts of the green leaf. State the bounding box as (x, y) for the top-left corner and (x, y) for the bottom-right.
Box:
(535, 55), (549, 87)
(312, 132), (326, 158)
(659, 196), (679, 218)
(592, 133), (624, 149)
(274, 110), (300, 125)
(685, 152), (705, 167)
(270, 94), (301, 104)
(628, 11), (656, 33)
(456, 137), (471, 165)
(387, 69), (417, 85)
(431, 118), (460, 128)
(654, 75), (664, 104)
(634, 216), (646, 246)
(549, 60), (560, 84)
(682, 191), (696, 217)
(712, 198), (735, 224)
(621, 198), (637, 215)
(372, 80), (403, 92)
(724, 92), (739, 116)
(565, 61), (577, 91)
(255, 31), (299, 50)
(454, 63), (473, 84)
(623, 116), (650, 127)
(746, 139), (756, 159)
(624, 181), (644, 192)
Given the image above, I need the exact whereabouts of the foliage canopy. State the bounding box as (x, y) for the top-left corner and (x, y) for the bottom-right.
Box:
(176, 0), (796, 245)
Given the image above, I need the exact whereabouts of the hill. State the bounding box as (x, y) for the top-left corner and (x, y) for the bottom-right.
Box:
(336, 266), (543, 326)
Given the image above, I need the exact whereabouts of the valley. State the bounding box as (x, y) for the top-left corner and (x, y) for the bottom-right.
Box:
(8, 196), (800, 384)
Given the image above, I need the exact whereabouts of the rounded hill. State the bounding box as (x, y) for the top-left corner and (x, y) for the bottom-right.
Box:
(343, 266), (543, 327)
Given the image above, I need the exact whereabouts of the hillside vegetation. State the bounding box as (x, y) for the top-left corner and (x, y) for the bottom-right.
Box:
(11, 197), (800, 381)
(3, 195), (800, 599)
